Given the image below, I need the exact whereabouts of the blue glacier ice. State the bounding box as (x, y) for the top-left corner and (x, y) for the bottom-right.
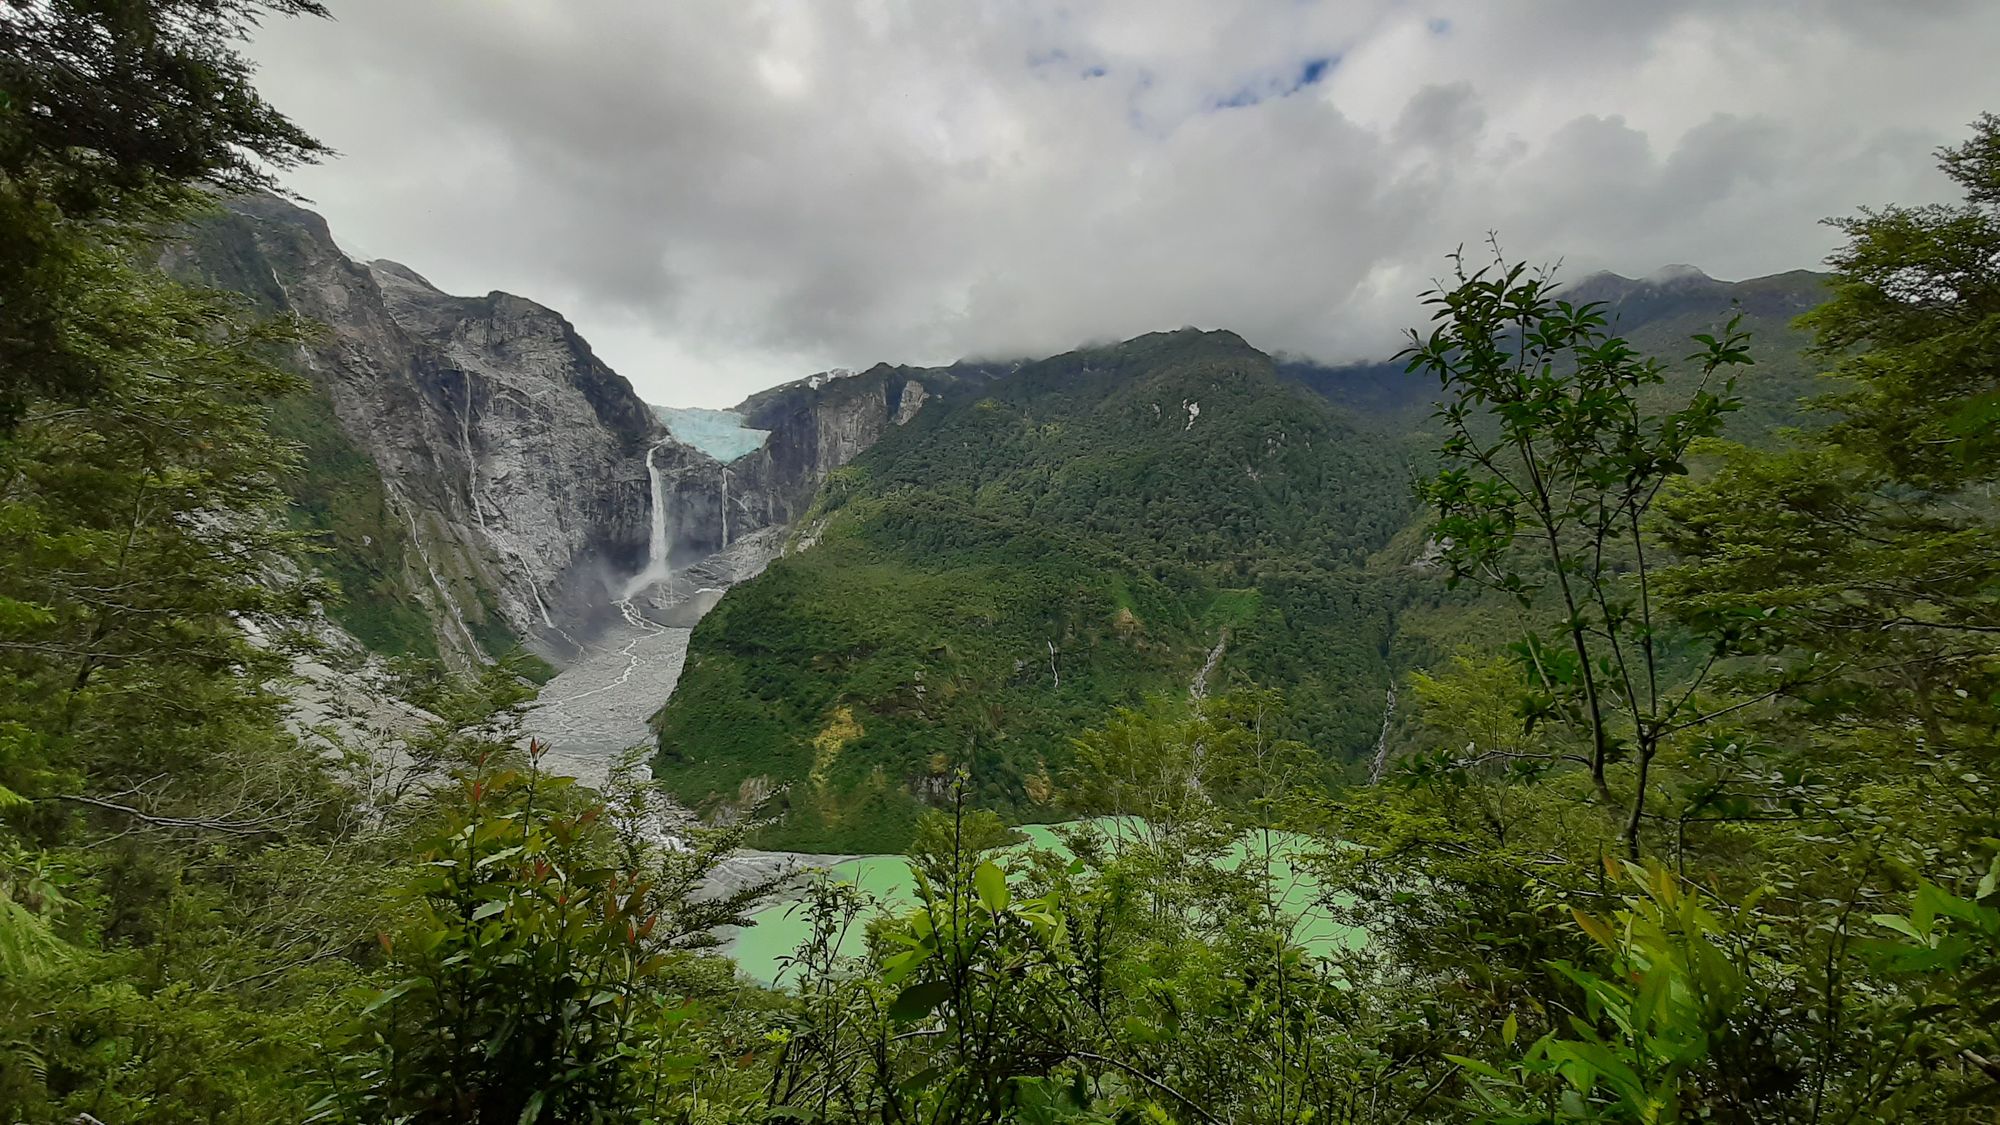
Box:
(652, 406), (771, 463)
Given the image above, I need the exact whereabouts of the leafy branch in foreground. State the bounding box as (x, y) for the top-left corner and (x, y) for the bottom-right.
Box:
(316, 744), (780, 1124)
(1401, 247), (1754, 858)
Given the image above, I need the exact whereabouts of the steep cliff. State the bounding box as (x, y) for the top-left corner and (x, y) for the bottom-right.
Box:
(167, 194), (662, 661)
(364, 257), (664, 632)
(726, 361), (1011, 528)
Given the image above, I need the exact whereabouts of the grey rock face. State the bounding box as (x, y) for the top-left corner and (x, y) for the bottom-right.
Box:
(167, 193), (662, 660)
(365, 260), (661, 629)
(893, 380), (929, 425)
(727, 361), (1007, 528)
(641, 362), (1003, 577)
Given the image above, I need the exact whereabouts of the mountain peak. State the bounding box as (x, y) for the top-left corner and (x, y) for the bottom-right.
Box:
(1641, 263), (1714, 286)
(1567, 263), (1726, 304)
(368, 259), (438, 291)
(1150, 326), (1255, 349)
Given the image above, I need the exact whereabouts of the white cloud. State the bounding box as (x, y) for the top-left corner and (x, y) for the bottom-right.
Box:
(248, 0), (2000, 405)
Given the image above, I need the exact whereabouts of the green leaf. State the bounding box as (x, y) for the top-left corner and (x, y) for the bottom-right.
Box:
(889, 979), (953, 1023)
(1871, 913), (1924, 941)
(475, 844), (525, 869)
(471, 899), (508, 922)
(880, 948), (924, 987)
(1445, 1053), (1507, 1080)
(360, 980), (418, 1016)
(974, 861), (1010, 914)
(0, 898), (71, 977)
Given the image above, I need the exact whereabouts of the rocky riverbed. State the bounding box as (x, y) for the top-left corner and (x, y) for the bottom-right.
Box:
(521, 603), (692, 788)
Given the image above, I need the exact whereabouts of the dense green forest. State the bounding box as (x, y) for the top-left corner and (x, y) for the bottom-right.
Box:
(2, 4), (1997, 1122)
(654, 328), (1412, 849)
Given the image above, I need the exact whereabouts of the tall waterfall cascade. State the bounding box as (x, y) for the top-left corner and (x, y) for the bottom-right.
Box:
(646, 441), (669, 576)
(621, 438), (676, 600)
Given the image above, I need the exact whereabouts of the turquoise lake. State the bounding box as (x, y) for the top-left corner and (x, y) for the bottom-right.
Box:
(726, 819), (1361, 985)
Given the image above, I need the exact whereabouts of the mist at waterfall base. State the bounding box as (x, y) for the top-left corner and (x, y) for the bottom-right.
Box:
(614, 407), (769, 607)
(523, 404), (773, 786)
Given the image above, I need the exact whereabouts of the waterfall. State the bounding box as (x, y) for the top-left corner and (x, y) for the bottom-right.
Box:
(647, 440), (670, 575)
(524, 573), (555, 627)
(459, 376), (488, 531)
(1190, 628), (1229, 701)
(1367, 682), (1399, 784)
(719, 466), (730, 549)
(622, 438), (675, 599)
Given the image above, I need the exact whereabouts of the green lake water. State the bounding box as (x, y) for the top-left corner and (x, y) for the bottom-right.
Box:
(726, 818), (1361, 985)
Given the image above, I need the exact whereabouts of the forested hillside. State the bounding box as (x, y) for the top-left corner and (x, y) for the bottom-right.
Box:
(653, 269), (1833, 850)
(653, 328), (1413, 849)
(1279, 266), (1828, 429)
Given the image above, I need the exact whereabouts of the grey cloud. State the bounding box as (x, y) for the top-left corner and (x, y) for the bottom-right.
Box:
(1396, 83), (1484, 153)
(250, 1), (2000, 405)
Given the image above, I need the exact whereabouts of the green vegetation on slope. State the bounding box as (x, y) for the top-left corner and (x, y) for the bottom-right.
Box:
(1591, 269), (1835, 440)
(655, 329), (1413, 849)
(658, 495), (1205, 852)
(267, 386), (440, 657)
(656, 275), (1832, 853)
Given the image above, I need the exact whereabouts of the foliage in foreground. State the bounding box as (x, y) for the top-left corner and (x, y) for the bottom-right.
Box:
(3, 0), (1998, 1115)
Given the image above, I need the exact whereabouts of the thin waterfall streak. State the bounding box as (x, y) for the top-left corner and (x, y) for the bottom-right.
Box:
(1368, 682), (1399, 785)
(460, 377), (487, 531)
(525, 574), (555, 628)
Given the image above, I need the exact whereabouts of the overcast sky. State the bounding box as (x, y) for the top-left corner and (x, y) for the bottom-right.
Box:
(248, 1), (2000, 407)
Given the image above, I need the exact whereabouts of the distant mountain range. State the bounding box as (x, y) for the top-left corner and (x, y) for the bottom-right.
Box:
(169, 196), (1833, 850)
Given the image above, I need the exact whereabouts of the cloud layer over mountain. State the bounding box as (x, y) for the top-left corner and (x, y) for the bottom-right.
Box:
(251, 1), (2000, 404)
